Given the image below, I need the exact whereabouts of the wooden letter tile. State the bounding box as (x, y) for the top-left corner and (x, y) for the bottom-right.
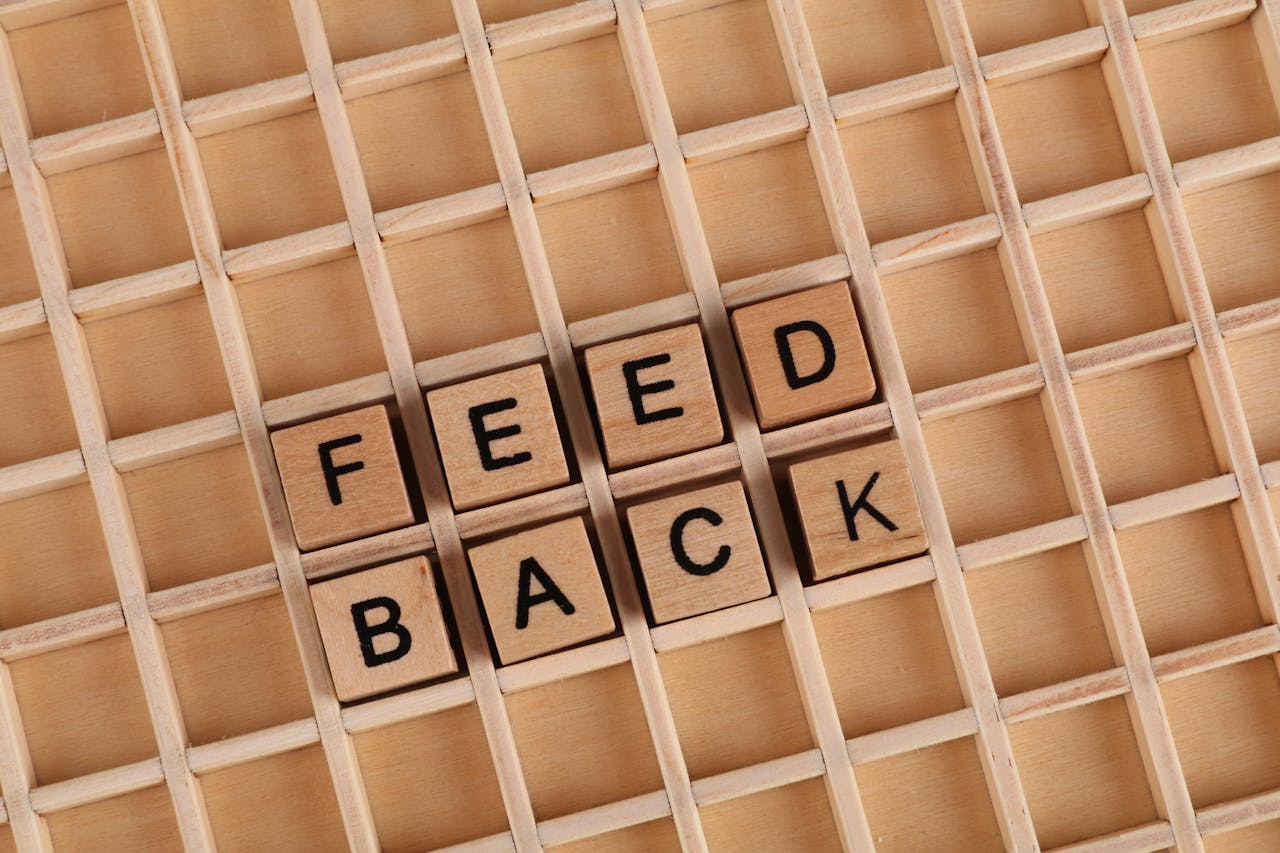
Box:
(311, 557), (456, 703)
(789, 440), (927, 580)
(731, 282), (876, 430)
(467, 517), (614, 664)
(584, 324), (723, 469)
(271, 405), (414, 551)
(626, 481), (771, 624)
(426, 364), (571, 511)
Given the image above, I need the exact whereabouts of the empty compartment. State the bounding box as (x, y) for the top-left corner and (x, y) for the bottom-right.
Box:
(238, 254), (386, 400)
(1184, 169), (1280, 312)
(649, 0), (794, 134)
(347, 70), (497, 213)
(701, 778), (842, 852)
(1074, 356), (1219, 504)
(9, 2), (152, 138)
(386, 215), (540, 363)
(162, 594), (313, 745)
(1140, 21), (1280, 163)
(1228, 328), (1280, 463)
(83, 294), (234, 438)
(962, 0), (1089, 55)
(841, 99), (987, 244)
(1162, 657), (1280, 808)
(966, 543), (1116, 696)
(0, 330), (79, 467)
(0, 482), (117, 628)
(1117, 504), (1263, 657)
(658, 625), (813, 780)
(45, 784), (181, 851)
(0, 182), (38, 307)
(1205, 820), (1280, 852)
(812, 583), (965, 738)
(157, 0), (307, 100)
(48, 146), (191, 288)
(505, 663), (663, 819)
(354, 703), (509, 852)
(858, 736), (1003, 851)
(881, 246), (1029, 392)
(539, 178), (687, 322)
(548, 819), (681, 853)
(924, 393), (1072, 543)
(202, 745), (348, 851)
(1034, 208), (1176, 353)
(318, 0), (457, 63)
(11, 632), (156, 784)
(198, 109), (346, 249)
(989, 61), (1133, 203)
(802, 0), (942, 95)
(1009, 696), (1158, 848)
(497, 34), (646, 174)
(690, 140), (836, 283)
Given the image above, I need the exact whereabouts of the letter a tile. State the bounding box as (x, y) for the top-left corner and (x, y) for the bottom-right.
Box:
(789, 440), (927, 580)
(732, 282), (876, 429)
(311, 557), (456, 703)
(271, 405), (415, 551)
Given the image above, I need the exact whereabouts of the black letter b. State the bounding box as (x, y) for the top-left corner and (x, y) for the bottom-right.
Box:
(351, 596), (413, 668)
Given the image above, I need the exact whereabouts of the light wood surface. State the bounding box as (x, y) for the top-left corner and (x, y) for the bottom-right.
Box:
(1, 0), (1280, 850)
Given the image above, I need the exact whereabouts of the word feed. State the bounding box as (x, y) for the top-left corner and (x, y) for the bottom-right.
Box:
(271, 287), (927, 701)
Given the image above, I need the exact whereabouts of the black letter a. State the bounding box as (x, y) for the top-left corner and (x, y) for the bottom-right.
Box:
(351, 596), (412, 668)
(515, 557), (576, 629)
(836, 472), (898, 541)
(774, 321), (836, 390)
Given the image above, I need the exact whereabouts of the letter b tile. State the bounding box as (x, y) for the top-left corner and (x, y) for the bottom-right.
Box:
(732, 282), (876, 429)
(789, 440), (927, 580)
(311, 557), (457, 703)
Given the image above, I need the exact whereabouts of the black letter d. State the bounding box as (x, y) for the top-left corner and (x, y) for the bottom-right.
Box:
(774, 321), (836, 390)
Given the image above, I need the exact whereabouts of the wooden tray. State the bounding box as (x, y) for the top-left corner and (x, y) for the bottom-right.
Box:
(2, 0), (1280, 850)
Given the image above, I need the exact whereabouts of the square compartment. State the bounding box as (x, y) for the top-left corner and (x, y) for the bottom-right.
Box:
(202, 746), (348, 851)
(650, 0), (794, 134)
(386, 216), (539, 363)
(859, 736), (1004, 850)
(198, 109), (347, 249)
(1141, 22), (1280, 163)
(841, 99), (987, 244)
(0, 482), (117, 628)
(45, 784), (181, 850)
(505, 663), (663, 819)
(355, 704), (508, 852)
(658, 625), (813, 780)
(1117, 504), (1263, 657)
(548, 819), (681, 853)
(1035, 208), (1176, 353)
(1228, 328), (1280, 463)
(1074, 356), (1219, 504)
(84, 294), (234, 438)
(802, 0), (942, 95)
(48, 147), (191, 288)
(162, 594), (313, 745)
(9, 3), (153, 138)
(966, 544), (1115, 696)
(539, 179), (687, 323)
(1009, 697), (1157, 848)
(812, 583), (965, 738)
(1184, 169), (1280, 312)
(990, 62), (1133, 203)
(924, 393), (1072, 543)
(0, 330), (79, 467)
(123, 443), (272, 590)
(1162, 657), (1280, 808)
(498, 35), (646, 174)
(690, 140), (836, 283)
(881, 246), (1029, 392)
(0, 183), (38, 307)
(238, 254), (387, 400)
(157, 0), (307, 100)
(964, 0), (1089, 56)
(701, 778), (842, 852)
(318, 0), (457, 63)
(11, 633), (156, 784)
(347, 71), (496, 212)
